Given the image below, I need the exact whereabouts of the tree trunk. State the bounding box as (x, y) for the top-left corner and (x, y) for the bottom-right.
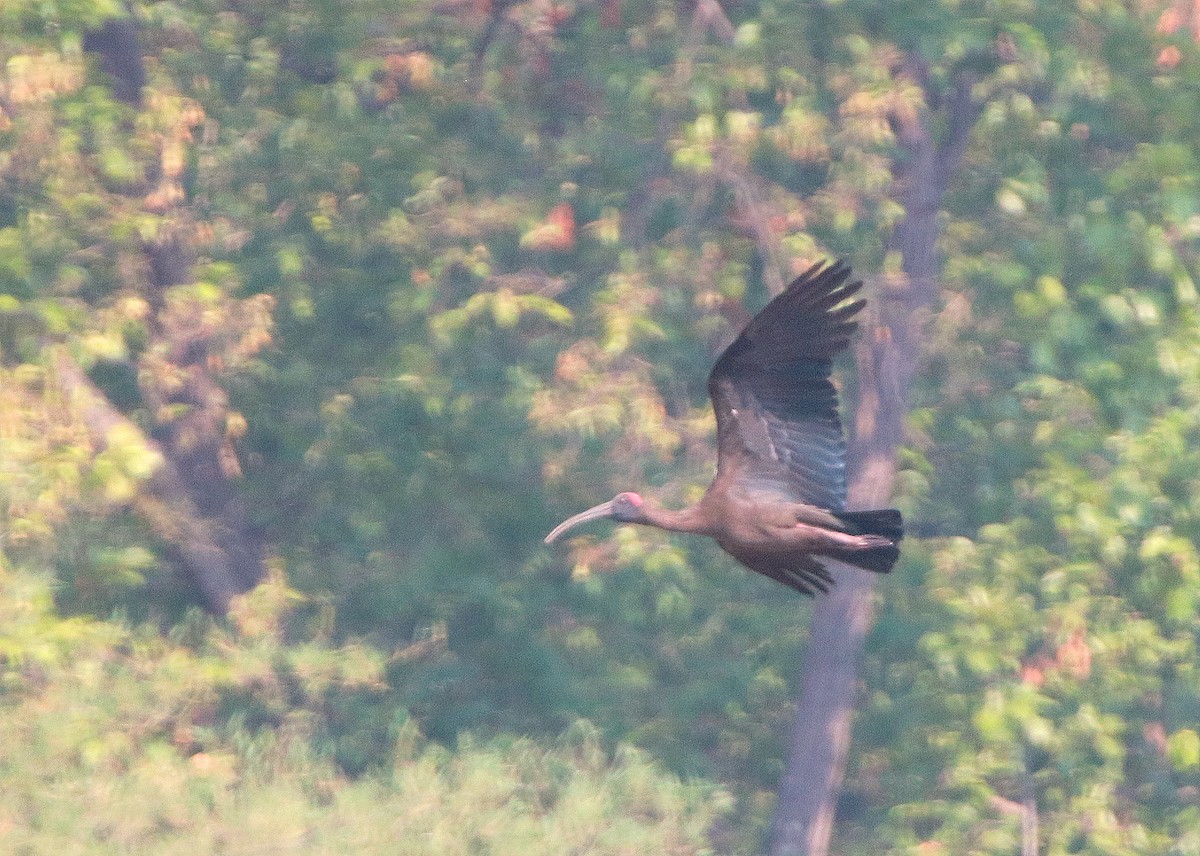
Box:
(769, 59), (982, 856)
(83, 12), (145, 106)
(55, 355), (255, 612)
(66, 29), (267, 611)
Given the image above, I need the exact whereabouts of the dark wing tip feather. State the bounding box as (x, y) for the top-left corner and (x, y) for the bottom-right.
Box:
(793, 268), (861, 312)
(793, 266), (859, 303)
(751, 555), (835, 597)
(828, 298), (866, 322)
(736, 259), (866, 360)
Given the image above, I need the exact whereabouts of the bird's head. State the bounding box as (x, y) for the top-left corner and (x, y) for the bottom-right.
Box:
(544, 492), (645, 544)
(609, 491), (645, 521)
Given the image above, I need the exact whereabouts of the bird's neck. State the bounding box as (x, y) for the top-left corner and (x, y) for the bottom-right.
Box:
(640, 502), (710, 536)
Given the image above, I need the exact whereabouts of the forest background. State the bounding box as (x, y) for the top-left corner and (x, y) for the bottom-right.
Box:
(1, 0), (1199, 853)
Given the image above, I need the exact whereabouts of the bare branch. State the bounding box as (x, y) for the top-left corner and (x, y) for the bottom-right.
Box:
(624, 0), (735, 243)
(84, 15), (145, 106)
(988, 772), (1040, 856)
(1020, 752), (1040, 856)
(714, 151), (786, 295)
(697, 0), (736, 45)
(935, 70), (984, 195)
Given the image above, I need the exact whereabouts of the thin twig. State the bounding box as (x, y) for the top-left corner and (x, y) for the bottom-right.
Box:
(624, 0), (735, 243)
(714, 151), (786, 295)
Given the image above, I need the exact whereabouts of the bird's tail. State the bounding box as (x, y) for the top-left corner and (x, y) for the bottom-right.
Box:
(834, 509), (904, 541)
(829, 509), (904, 574)
(831, 539), (900, 574)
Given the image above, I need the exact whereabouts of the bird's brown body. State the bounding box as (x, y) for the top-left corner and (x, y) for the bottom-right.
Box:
(545, 261), (903, 595)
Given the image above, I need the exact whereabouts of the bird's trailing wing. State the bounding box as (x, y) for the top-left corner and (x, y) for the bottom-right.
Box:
(707, 261), (863, 511)
(728, 549), (836, 596)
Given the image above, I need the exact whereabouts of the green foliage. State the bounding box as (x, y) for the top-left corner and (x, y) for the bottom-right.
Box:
(838, 6), (1200, 850)
(2, 0), (1200, 852)
(0, 565), (726, 854)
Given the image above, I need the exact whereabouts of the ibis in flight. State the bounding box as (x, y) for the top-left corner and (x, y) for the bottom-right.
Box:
(545, 261), (903, 595)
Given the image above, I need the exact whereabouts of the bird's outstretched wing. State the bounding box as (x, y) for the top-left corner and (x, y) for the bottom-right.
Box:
(707, 260), (863, 511)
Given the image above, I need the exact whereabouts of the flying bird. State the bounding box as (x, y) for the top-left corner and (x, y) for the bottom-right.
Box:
(545, 261), (903, 595)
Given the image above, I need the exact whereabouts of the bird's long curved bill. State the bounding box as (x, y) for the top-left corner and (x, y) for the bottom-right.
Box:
(544, 500), (616, 544)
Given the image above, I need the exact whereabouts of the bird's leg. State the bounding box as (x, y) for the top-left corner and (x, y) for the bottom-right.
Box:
(793, 524), (893, 551)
